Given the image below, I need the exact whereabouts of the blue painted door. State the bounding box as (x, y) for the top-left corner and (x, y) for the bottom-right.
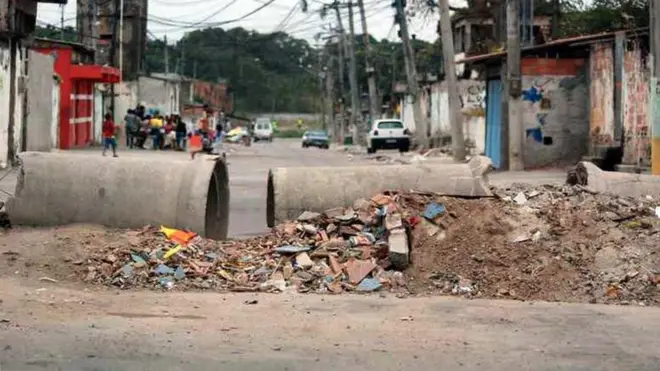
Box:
(485, 79), (503, 168)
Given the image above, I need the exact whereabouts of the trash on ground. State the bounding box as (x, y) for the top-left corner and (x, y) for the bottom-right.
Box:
(56, 183), (660, 307)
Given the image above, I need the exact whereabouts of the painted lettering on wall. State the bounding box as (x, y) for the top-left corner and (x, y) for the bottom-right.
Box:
(460, 83), (486, 117)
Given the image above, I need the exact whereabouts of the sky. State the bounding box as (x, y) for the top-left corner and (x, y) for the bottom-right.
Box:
(36, 0), (448, 45)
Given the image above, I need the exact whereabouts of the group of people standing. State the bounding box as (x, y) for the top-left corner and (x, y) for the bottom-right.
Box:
(123, 106), (188, 151)
(101, 103), (229, 158)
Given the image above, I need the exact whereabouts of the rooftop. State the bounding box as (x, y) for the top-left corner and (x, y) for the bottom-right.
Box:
(457, 27), (649, 65)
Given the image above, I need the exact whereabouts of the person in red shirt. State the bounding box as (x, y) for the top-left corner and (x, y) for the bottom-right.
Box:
(102, 113), (118, 157)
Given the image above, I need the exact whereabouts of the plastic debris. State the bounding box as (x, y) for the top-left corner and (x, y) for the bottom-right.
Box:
(275, 245), (311, 254)
(423, 202), (446, 220)
(163, 245), (183, 260)
(356, 278), (382, 292)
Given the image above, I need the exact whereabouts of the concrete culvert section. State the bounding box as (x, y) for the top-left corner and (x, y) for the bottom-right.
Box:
(574, 161), (660, 198)
(267, 155), (494, 227)
(8, 152), (230, 240)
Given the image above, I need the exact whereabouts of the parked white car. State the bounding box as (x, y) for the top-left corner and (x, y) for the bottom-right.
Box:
(253, 118), (273, 141)
(366, 119), (411, 154)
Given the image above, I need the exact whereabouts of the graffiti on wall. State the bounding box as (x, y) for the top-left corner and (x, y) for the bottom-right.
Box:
(459, 83), (486, 117)
(522, 78), (556, 144)
(589, 42), (615, 146)
(522, 76), (582, 145)
(622, 48), (650, 166)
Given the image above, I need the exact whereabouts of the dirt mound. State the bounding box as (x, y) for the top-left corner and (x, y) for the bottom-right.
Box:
(1, 184), (658, 306)
(405, 185), (660, 305)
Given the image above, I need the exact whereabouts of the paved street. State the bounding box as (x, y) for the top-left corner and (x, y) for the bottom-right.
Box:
(5, 140), (641, 371)
(0, 139), (566, 237)
(1, 280), (659, 371)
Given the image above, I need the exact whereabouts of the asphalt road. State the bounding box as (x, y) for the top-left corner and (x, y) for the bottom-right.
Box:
(1, 281), (659, 371)
(5, 139), (633, 371)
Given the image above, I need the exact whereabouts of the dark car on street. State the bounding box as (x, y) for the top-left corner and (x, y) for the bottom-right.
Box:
(302, 130), (330, 149)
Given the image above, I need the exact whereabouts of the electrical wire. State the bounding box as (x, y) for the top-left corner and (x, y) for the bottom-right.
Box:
(273, 2), (300, 33)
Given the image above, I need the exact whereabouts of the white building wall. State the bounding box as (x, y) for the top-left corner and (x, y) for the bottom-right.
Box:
(406, 79), (486, 153)
(25, 50), (55, 152)
(0, 43), (11, 167)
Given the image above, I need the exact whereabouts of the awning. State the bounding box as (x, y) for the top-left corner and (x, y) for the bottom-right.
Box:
(70, 65), (121, 83)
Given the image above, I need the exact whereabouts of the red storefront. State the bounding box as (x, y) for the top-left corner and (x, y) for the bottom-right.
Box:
(33, 39), (120, 149)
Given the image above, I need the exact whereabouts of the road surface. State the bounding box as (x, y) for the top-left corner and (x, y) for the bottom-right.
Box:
(4, 139), (642, 371)
(1, 279), (658, 371)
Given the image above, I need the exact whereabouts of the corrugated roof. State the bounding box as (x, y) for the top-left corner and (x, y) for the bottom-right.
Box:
(457, 27), (649, 65)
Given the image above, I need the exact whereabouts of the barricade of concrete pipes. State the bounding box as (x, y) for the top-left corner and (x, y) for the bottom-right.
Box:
(8, 152), (230, 240)
(578, 161), (660, 198)
(266, 155), (494, 227)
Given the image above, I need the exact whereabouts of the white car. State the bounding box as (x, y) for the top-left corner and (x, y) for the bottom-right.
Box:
(366, 119), (411, 154)
(253, 118), (273, 141)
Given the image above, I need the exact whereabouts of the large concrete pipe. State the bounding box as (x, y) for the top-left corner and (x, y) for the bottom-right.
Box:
(8, 152), (230, 239)
(267, 155), (494, 227)
(577, 161), (660, 198)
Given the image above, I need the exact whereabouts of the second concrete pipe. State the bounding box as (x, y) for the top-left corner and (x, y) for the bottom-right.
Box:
(267, 156), (494, 227)
(8, 152), (230, 239)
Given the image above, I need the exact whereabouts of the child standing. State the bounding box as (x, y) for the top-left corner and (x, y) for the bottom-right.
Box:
(102, 113), (118, 157)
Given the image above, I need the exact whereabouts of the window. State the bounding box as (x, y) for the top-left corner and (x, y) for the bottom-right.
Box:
(377, 121), (404, 129)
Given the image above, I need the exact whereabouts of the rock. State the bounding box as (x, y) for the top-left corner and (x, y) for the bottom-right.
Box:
(328, 255), (342, 274)
(261, 272), (286, 292)
(352, 198), (371, 211)
(371, 194), (392, 206)
(282, 262), (294, 279)
(513, 192), (527, 205)
(295, 252), (314, 269)
(388, 229), (409, 270)
(343, 258), (377, 284)
(295, 271), (315, 282)
(297, 211), (321, 222)
(323, 207), (344, 219)
(302, 224), (318, 235)
(385, 213), (403, 230)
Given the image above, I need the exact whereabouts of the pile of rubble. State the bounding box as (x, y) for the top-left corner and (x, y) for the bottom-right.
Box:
(71, 183), (660, 306)
(77, 193), (414, 294)
(406, 183), (660, 306)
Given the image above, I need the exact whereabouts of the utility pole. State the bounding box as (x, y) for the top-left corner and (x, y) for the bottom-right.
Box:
(507, 0), (523, 170)
(393, 0), (427, 148)
(318, 45), (327, 131)
(438, 0), (466, 161)
(180, 41), (186, 76)
(119, 0), (124, 81)
(325, 53), (335, 132)
(92, 0), (98, 64)
(333, 5), (347, 145)
(60, 4), (65, 40)
(164, 35), (170, 74)
(347, 1), (361, 145)
(357, 0), (379, 122)
(651, 0), (660, 174)
(110, 0), (120, 119)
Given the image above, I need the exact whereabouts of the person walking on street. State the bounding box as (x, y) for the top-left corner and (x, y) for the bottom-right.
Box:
(175, 114), (187, 150)
(102, 113), (118, 157)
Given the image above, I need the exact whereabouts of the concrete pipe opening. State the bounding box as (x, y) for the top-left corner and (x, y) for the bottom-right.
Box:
(570, 161), (660, 199)
(267, 156), (494, 227)
(8, 152), (230, 240)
